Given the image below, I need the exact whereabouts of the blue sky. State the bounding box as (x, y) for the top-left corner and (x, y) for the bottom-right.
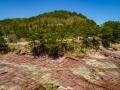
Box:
(0, 0), (120, 24)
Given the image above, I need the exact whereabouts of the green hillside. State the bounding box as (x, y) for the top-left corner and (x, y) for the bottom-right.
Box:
(0, 10), (120, 57)
(0, 10), (98, 40)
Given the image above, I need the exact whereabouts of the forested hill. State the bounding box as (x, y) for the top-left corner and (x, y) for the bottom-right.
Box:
(0, 10), (98, 40)
(0, 10), (120, 46)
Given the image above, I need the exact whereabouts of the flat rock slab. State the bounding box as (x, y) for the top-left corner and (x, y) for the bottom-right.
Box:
(0, 62), (45, 90)
(0, 53), (120, 90)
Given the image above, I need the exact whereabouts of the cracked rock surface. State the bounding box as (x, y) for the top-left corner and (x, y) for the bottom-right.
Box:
(0, 50), (120, 90)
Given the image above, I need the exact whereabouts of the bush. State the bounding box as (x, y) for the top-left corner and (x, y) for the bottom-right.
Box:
(45, 83), (59, 90)
(48, 42), (73, 59)
(48, 44), (65, 59)
(0, 36), (9, 54)
(81, 37), (100, 49)
(102, 39), (110, 48)
(31, 41), (48, 58)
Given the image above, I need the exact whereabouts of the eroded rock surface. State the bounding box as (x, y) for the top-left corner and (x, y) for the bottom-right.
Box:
(0, 50), (120, 90)
(0, 61), (46, 90)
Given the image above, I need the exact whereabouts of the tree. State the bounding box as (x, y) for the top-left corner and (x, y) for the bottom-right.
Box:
(101, 21), (120, 43)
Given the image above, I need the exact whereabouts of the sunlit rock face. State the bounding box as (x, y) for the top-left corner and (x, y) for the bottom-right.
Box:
(71, 58), (120, 90)
(71, 65), (103, 84)
(85, 59), (118, 69)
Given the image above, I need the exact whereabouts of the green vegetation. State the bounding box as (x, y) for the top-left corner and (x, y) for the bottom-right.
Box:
(0, 10), (120, 57)
(100, 21), (120, 47)
(45, 83), (59, 90)
(0, 32), (9, 53)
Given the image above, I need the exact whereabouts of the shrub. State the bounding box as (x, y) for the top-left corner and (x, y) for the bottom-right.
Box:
(0, 36), (9, 54)
(31, 41), (48, 58)
(48, 42), (74, 59)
